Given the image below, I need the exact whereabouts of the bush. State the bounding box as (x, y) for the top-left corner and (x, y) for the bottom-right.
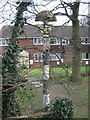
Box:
(49, 97), (74, 119)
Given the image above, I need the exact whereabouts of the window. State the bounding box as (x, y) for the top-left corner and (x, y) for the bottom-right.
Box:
(62, 39), (69, 45)
(81, 38), (90, 44)
(50, 38), (70, 45)
(0, 38), (8, 46)
(50, 38), (60, 45)
(50, 53), (61, 61)
(82, 52), (90, 60)
(34, 54), (43, 62)
(34, 38), (43, 45)
(34, 53), (61, 62)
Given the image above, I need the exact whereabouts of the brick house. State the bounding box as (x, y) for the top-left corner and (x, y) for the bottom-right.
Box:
(0, 25), (90, 68)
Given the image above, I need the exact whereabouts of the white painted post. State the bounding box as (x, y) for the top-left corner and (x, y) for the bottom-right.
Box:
(35, 10), (56, 108)
(42, 26), (50, 108)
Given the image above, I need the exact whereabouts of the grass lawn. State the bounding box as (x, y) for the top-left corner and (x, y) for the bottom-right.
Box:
(19, 68), (42, 78)
(16, 66), (88, 118)
(20, 65), (89, 78)
(15, 86), (43, 115)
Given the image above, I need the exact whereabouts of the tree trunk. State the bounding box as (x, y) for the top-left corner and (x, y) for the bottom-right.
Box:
(88, 26), (90, 75)
(88, 5), (90, 76)
(70, 2), (81, 81)
(43, 34), (50, 108)
(71, 20), (81, 81)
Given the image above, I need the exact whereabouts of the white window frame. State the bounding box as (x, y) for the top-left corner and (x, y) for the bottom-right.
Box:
(0, 38), (8, 46)
(33, 38), (43, 45)
(81, 52), (90, 60)
(81, 37), (90, 45)
(62, 38), (69, 45)
(50, 53), (61, 61)
(34, 54), (43, 62)
(50, 38), (60, 45)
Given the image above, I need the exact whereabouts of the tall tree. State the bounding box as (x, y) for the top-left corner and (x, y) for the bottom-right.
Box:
(2, 2), (31, 117)
(70, 1), (81, 81)
(39, 0), (82, 81)
(54, 0), (81, 81)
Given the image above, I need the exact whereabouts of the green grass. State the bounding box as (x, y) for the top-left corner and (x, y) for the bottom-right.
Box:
(81, 65), (89, 74)
(19, 65), (89, 78)
(15, 75), (88, 118)
(17, 66), (88, 118)
(19, 68), (42, 78)
(69, 76), (88, 118)
(22, 65), (89, 76)
(30, 68), (42, 77)
(19, 67), (69, 78)
(51, 65), (89, 75)
(50, 67), (66, 75)
(15, 86), (43, 115)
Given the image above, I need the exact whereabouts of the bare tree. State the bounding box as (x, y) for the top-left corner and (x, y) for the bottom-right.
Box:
(39, 0), (89, 81)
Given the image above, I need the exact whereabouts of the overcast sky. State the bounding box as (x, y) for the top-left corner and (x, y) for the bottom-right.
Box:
(0, 0), (89, 29)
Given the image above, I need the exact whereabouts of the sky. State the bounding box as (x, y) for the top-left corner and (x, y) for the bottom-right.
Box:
(0, 0), (89, 29)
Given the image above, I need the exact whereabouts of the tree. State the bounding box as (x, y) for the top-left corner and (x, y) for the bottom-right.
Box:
(2, 2), (32, 117)
(53, 0), (81, 81)
(70, 1), (81, 81)
(29, 0), (87, 81)
(42, 0), (88, 81)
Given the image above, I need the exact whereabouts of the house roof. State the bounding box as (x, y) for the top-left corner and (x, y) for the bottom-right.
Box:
(0, 25), (89, 38)
(51, 26), (88, 38)
(0, 28), (2, 37)
(0, 25), (43, 38)
(1, 25), (13, 38)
